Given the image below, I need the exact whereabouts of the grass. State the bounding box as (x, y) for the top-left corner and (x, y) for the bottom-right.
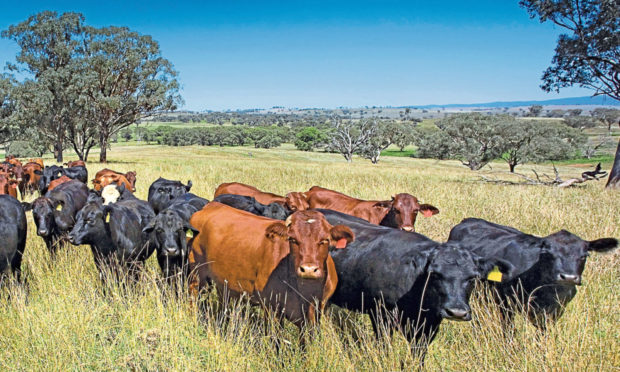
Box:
(1, 144), (618, 371)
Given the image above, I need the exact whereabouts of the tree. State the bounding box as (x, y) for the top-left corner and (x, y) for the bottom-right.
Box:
(294, 127), (328, 151)
(359, 120), (392, 164)
(591, 108), (620, 131)
(413, 127), (452, 160)
(329, 117), (377, 162)
(499, 119), (585, 172)
(0, 75), (17, 144)
(563, 115), (597, 131)
(81, 26), (182, 162)
(384, 120), (417, 151)
(520, 0), (620, 188)
(2, 11), (87, 162)
(528, 105), (543, 117)
(435, 113), (506, 170)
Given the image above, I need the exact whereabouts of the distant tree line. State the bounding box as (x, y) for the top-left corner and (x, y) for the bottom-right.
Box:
(0, 11), (181, 162)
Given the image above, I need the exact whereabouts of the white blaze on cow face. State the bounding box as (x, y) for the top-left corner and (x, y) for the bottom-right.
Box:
(101, 185), (121, 205)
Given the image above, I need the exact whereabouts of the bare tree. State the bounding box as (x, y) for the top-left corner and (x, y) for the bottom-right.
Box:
(330, 117), (377, 162)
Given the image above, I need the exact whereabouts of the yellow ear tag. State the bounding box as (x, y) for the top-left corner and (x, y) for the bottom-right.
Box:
(105, 212), (111, 223)
(487, 266), (503, 282)
(56, 204), (62, 211)
(186, 230), (193, 238)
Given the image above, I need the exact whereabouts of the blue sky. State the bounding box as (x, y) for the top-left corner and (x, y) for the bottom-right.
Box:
(0, 1), (595, 111)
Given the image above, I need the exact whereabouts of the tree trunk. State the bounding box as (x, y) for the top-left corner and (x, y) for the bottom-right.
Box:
(99, 130), (108, 163)
(55, 141), (63, 163)
(509, 162), (516, 173)
(605, 138), (620, 189)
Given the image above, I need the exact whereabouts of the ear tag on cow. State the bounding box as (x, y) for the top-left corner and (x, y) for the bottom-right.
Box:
(422, 209), (433, 218)
(487, 266), (503, 282)
(105, 212), (111, 223)
(56, 204), (62, 211)
(336, 238), (348, 249)
(186, 229), (193, 238)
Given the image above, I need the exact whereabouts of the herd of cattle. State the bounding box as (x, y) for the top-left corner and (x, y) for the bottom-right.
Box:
(0, 156), (617, 360)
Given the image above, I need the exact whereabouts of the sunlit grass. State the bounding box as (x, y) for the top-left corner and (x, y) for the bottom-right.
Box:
(0, 144), (618, 370)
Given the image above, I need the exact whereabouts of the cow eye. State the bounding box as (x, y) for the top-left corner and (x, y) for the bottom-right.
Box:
(288, 238), (298, 244)
(320, 239), (329, 245)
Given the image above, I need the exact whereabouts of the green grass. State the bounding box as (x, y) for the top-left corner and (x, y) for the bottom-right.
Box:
(0, 144), (618, 370)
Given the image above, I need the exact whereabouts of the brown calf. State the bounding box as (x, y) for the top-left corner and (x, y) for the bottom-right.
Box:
(92, 169), (137, 192)
(0, 173), (19, 198)
(47, 175), (73, 191)
(189, 202), (354, 330)
(305, 186), (439, 232)
(64, 160), (85, 168)
(214, 182), (309, 211)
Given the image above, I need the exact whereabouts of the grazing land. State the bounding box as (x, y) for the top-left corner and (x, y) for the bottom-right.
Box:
(0, 144), (618, 371)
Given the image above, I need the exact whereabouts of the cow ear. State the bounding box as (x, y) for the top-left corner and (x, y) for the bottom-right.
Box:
(330, 224), (355, 249)
(21, 202), (32, 212)
(419, 204), (439, 217)
(373, 200), (392, 209)
(182, 220), (199, 238)
(186, 181), (192, 191)
(142, 219), (157, 234)
(475, 256), (516, 282)
(265, 222), (287, 241)
(588, 238), (618, 253)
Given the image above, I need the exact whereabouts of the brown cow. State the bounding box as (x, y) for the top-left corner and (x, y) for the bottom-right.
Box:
(21, 162), (43, 197)
(92, 169), (137, 192)
(28, 158), (44, 168)
(189, 202), (354, 332)
(47, 175), (72, 191)
(64, 160), (85, 168)
(214, 182), (309, 211)
(304, 186), (439, 232)
(7, 158), (22, 167)
(0, 173), (19, 198)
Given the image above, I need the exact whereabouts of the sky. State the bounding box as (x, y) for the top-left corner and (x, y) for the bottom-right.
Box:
(0, 1), (596, 111)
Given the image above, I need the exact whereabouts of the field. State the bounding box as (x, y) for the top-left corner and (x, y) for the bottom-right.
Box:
(1, 144), (618, 371)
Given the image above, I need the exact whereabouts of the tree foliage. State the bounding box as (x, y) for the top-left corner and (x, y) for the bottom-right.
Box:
(294, 127), (329, 151)
(520, 0), (619, 100)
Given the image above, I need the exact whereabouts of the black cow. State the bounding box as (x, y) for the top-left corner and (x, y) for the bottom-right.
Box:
(38, 165), (88, 194)
(147, 177), (193, 214)
(213, 193), (290, 220)
(448, 218), (618, 330)
(68, 197), (156, 278)
(23, 180), (88, 256)
(0, 195), (27, 281)
(318, 209), (514, 361)
(144, 193), (207, 280)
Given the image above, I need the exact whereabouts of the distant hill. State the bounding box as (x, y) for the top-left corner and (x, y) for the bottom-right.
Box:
(403, 96), (619, 109)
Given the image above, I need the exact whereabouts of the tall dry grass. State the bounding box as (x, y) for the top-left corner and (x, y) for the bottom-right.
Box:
(0, 144), (618, 371)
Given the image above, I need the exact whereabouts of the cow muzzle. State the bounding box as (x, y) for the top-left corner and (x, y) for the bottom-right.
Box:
(401, 226), (414, 232)
(297, 265), (322, 279)
(556, 274), (582, 285)
(443, 307), (471, 321)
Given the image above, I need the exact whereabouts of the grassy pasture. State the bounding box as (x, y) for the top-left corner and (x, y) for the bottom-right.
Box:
(1, 144), (618, 371)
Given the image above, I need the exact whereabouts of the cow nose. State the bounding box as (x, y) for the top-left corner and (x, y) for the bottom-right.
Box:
(38, 229), (48, 236)
(401, 226), (414, 232)
(444, 308), (471, 321)
(67, 234), (75, 244)
(297, 265), (321, 279)
(164, 246), (179, 255)
(557, 274), (582, 285)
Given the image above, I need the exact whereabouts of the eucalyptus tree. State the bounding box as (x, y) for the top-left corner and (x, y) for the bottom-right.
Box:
(81, 25), (182, 162)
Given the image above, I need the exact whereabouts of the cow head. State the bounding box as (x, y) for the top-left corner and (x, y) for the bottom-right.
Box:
(39, 166), (64, 193)
(540, 230), (618, 286)
(375, 193), (439, 232)
(101, 184), (121, 205)
(148, 178), (193, 213)
(265, 210), (354, 280)
(143, 209), (198, 257)
(0, 173), (18, 196)
(285, 192), (310, 212)
(27, 197), (57, 237)
(426, 242), (515, 321)
(263, 202), (291, 220)
(68, 200), (107, 245)
(125, 171), (137, 192)
(9, 165), (24, 182)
